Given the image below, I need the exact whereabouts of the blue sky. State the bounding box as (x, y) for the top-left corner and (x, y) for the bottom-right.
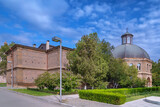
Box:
(0, 0), (160, 61)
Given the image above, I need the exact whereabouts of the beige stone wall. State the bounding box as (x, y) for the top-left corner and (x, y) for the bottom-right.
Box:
(48, 48), (59, 69)
(23, 69), (45, 83)
(6, 46), (70, 88)
(124, 58), (152, 87)
(21, 48), (47, 70)
(62, 49), (69, 68)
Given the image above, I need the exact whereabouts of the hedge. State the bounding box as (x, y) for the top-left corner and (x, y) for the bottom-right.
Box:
(78, 87), (160, 105)
(79, 90), (126, 105)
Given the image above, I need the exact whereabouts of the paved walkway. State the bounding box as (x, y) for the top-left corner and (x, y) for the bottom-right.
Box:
(40, 94), (160, 107)
(0, 88), (68, 107)
(122, 97), (160, 107)
(1, 87), (160, 107)
(144, 96), (160, 105)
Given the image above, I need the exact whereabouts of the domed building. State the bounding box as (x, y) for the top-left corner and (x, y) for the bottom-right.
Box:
(112, 30), (152, 87)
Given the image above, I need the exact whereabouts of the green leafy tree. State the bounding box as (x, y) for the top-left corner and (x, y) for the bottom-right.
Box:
(152, 60), (160, 86)
(108, 58), (125, 88)
(101, 39), (114, 62)
(0, 42), (14, 74)
(119, 64), (145, 88)
(61, 71), (82, 91)
(108, 58), (145, 88)
(67, 33), (109, 89)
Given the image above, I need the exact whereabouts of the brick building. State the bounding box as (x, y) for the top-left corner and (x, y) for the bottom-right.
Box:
(112, 31), (152, 87)
(6, 41), (72, 88)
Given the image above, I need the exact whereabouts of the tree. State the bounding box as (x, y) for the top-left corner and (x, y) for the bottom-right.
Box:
(67, 33), (109, 89)
(0, 42), (14, 74)
(101, 39), (114, 62)
(108, 58), (145, 88)
(61, 71), (82, 91)
(152, 60), (160, 86)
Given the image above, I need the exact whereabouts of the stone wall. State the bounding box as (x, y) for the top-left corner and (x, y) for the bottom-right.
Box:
(6, 45), (70, 88)
(124, 58), (152, 87)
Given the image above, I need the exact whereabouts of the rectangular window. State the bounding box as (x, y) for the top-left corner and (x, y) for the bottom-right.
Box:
(127, 37), (130, 44)
(123, 37), (126, 44)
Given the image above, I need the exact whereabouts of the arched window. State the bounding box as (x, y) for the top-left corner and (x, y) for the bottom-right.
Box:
(127, 36), (130, 44)
(137, 63), (141, 71)
(123, 37), (126, 44)
(129, 63), (133, 66)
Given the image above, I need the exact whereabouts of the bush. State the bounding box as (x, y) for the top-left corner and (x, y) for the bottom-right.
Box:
(35, 72), (50, 90)
(79, 90), (126, 105)
(35, 72), (58, 90)
(35, 71), (82, 91)
(78, 87), (160, 105)
(62, 71), (82, 91)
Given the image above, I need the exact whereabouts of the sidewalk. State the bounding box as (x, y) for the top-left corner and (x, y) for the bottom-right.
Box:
(2, 87), (160, 107)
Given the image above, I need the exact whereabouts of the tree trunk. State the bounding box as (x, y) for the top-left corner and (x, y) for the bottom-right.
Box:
(84, 84), (87, 90)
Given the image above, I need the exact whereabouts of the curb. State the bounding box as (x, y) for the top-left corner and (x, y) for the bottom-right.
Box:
(2, 88), (74, 107)
(144, 98), (160, 105)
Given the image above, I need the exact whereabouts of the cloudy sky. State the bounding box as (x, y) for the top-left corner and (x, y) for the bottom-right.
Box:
(0, 0), (160, 61)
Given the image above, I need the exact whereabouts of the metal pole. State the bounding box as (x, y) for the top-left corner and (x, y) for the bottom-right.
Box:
(11, 63), (13, 88)
(60, 41), (62, 102)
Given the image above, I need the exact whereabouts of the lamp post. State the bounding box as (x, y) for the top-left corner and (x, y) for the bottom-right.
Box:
(8, 61), (13, 88)
(52, 36), (62, 102)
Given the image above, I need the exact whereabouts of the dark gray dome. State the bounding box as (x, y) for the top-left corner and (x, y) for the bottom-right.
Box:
(112, 44), (150, 59)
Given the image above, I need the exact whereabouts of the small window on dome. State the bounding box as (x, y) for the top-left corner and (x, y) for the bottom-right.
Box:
(127, 36), (130, 44)
(123, 37), (126, 44)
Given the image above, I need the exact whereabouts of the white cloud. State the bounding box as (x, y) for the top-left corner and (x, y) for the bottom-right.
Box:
(74, 2), (111, 19)
(0, 0), (69, 30)
(75, 8), (85, 18)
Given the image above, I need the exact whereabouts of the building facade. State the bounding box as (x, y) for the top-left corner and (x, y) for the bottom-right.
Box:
(6, 41), (72, 88)
(112, 31), (152, 87)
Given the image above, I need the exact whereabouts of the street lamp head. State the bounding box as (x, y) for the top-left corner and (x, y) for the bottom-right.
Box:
(52, 36), (62, 42)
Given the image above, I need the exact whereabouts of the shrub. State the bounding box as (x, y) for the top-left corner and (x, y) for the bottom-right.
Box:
(35, 72), (50, 90)
(35, 72), (57, 90)
(79, 90), (126, 105)
(78, 87), (160, 105)
(62, 71), (82, 91)
(35, 71), (82, 91)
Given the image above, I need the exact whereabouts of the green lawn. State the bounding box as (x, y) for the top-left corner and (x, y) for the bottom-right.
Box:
(10, 88), (78, 96)
(0, 83), (6, 87)
(10, 89), (53, 96)
(126, 92), (160, 102)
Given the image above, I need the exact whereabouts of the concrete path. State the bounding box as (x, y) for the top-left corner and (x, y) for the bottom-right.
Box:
(144, 96), (160, 105)
(0, 88), (67, 107)
(38, 94), (79, 102)
(1, 87), (159, 107)
(122, 97), (160, 107)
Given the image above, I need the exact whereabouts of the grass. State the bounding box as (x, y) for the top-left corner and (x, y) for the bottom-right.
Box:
(10, 89), (53, 96)
(10, 88), (78, 96)
(0, 83), (6, 87)
(29, 88), (79, 95)
(126, 91), (160, 102)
